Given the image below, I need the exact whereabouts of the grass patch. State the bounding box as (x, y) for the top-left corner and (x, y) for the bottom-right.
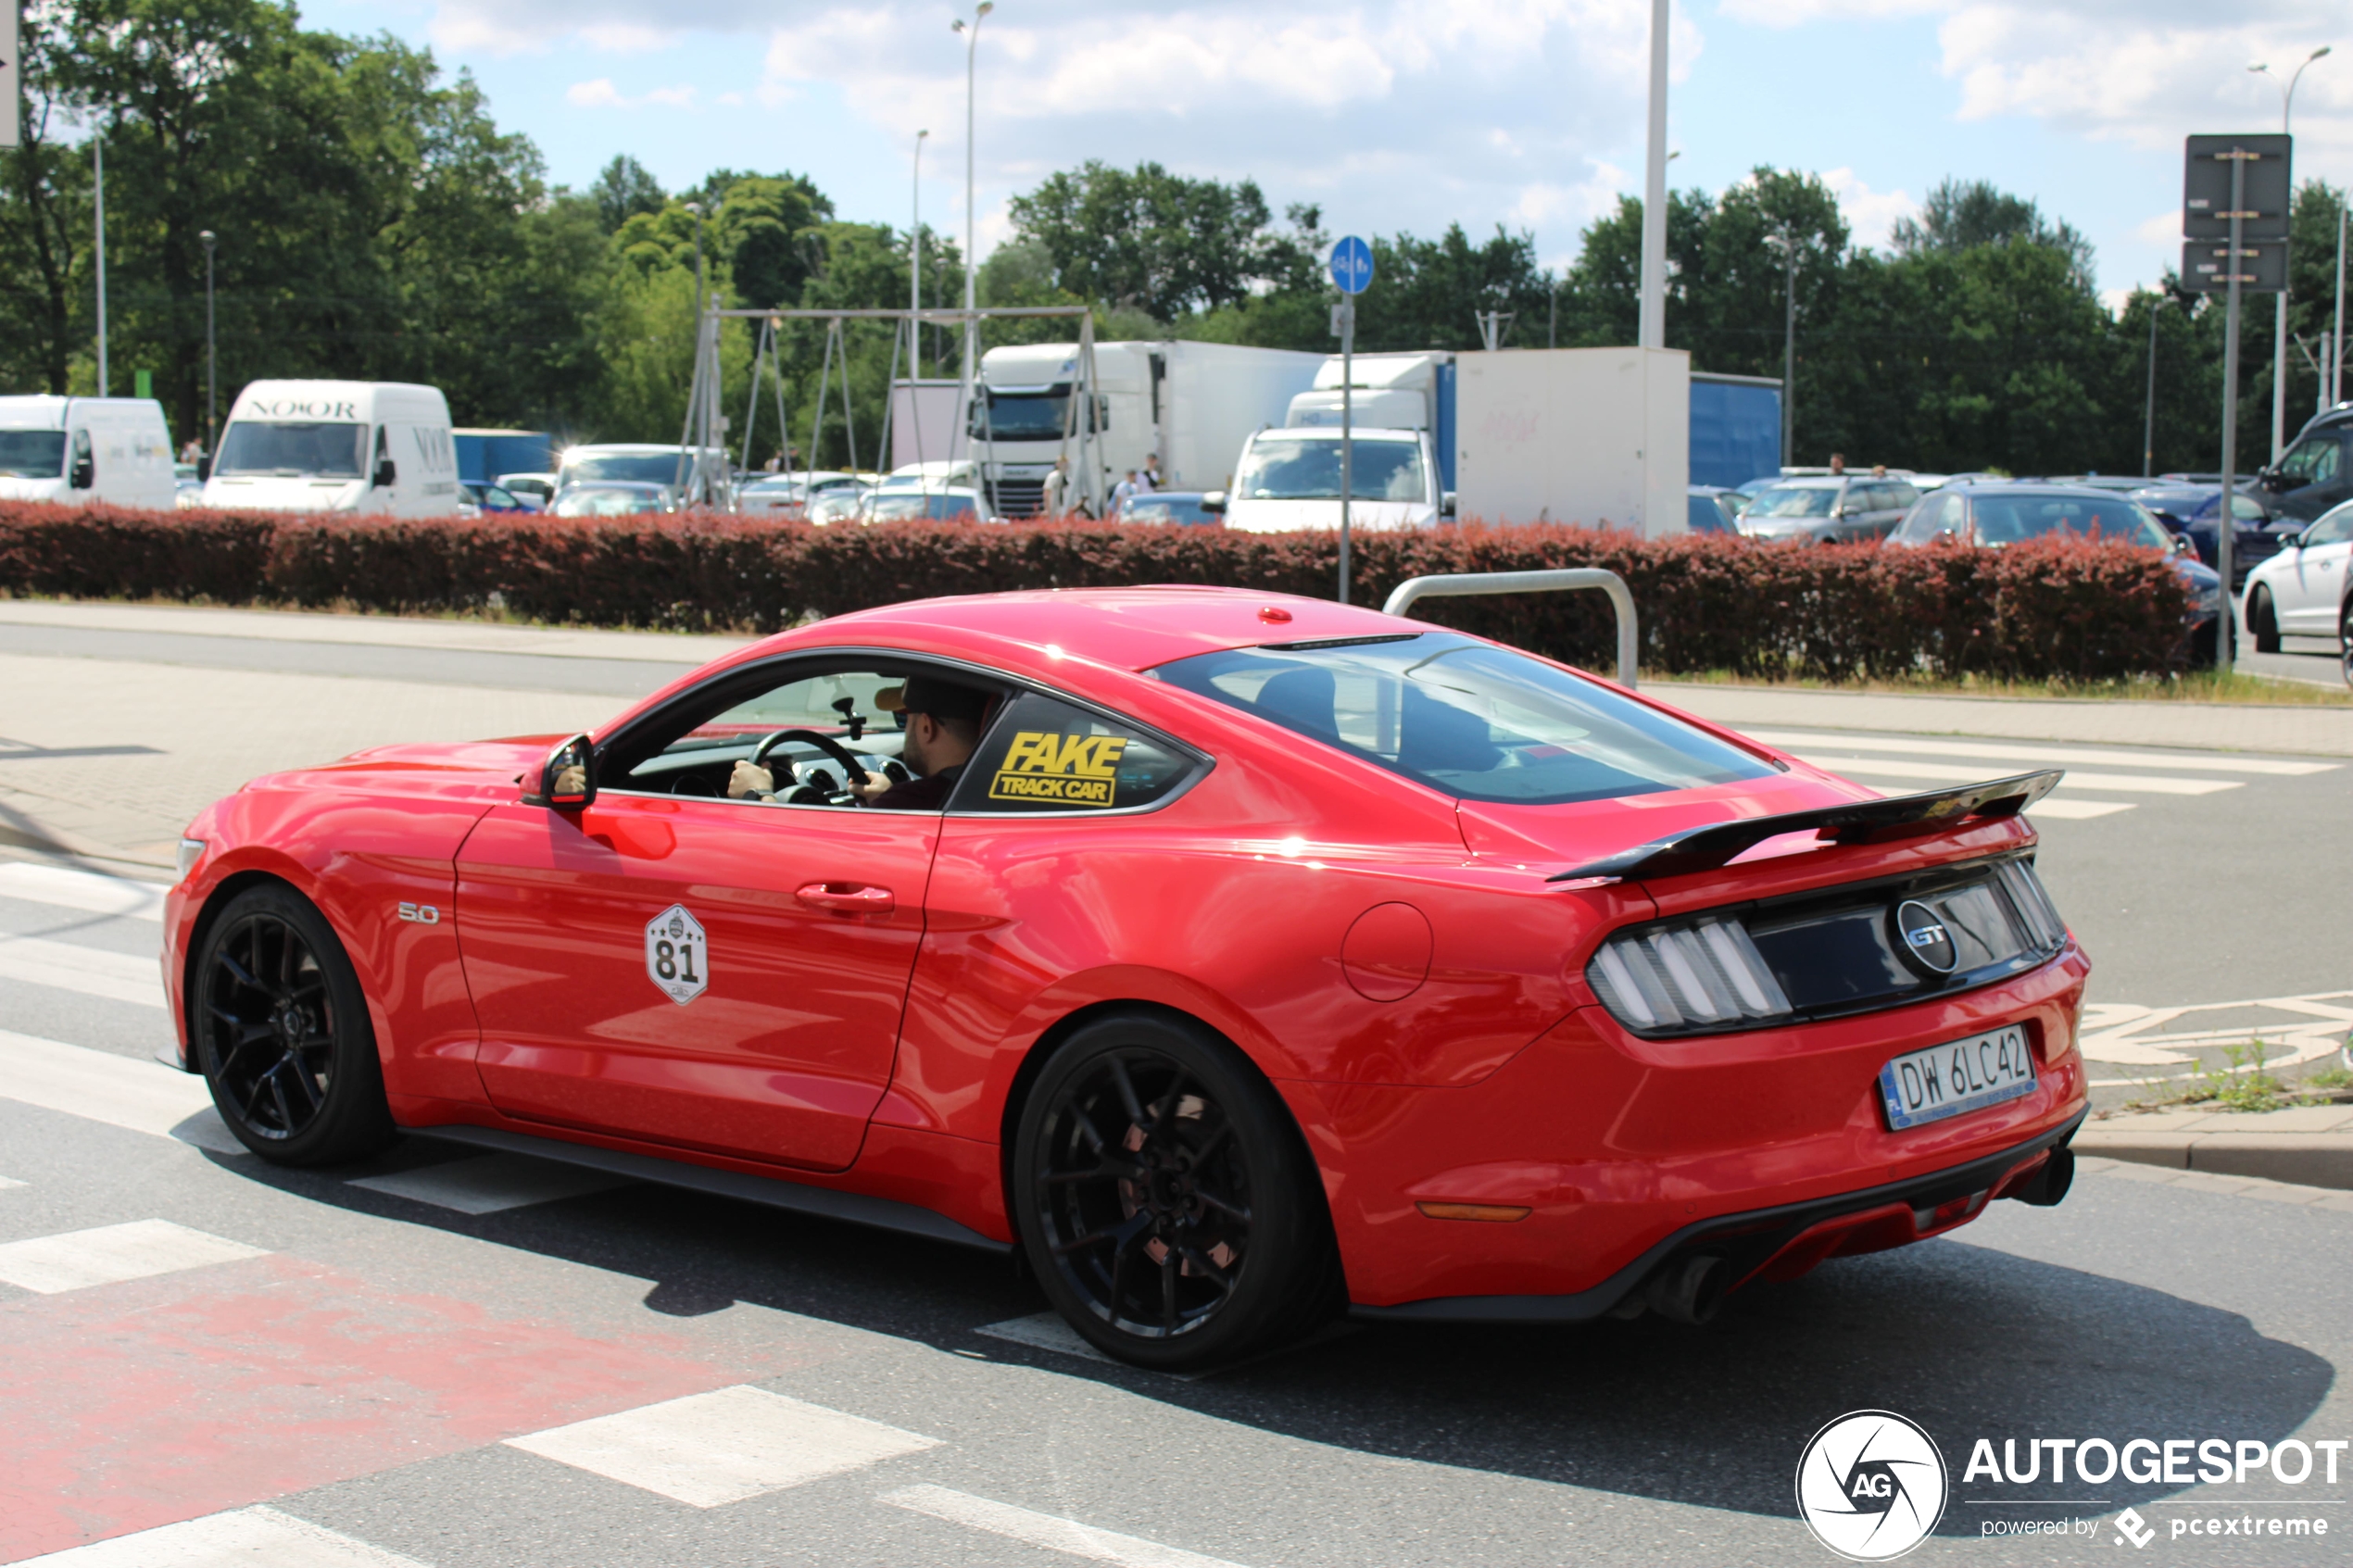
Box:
(2120, 1039), (2353, 1114)
(1648, 666), (2352, 706)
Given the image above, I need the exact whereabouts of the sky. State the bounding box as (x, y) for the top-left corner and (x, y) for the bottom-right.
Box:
(318, 0), (2353, 308)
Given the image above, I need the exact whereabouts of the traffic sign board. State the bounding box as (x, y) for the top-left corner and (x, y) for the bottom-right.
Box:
(2183, 239), (2287, 293)
(1329, 236), (1374, 295)
(2183, 134), (2291, 241)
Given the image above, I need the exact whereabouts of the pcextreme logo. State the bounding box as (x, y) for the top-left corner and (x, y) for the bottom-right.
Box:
(1794, 1410), (1948, 1562)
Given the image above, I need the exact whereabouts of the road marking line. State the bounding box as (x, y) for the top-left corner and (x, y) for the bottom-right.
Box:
(0, 934), (165, 1007)
(2076, 991), (2352, 1073)
(0, 1218), (267, 1294)
(16, 1503), (434, 1566)
(0, 1175), (24, 1190)
(1798, 755), (2239, 796)
(348, 1153), (631, 1215)
(2017, 797), (2135, 820)
(1740, 730), (2335, 775)
(0, 1027), (237, 1149)
(0, 862), (168, 922)
(503, 1385), (940, 1508)
(976, 1311), (1119, 1367)
(882, 1484), (1253, 1568)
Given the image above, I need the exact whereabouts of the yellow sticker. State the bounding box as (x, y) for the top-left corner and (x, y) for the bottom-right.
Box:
(988, 729), (1130, 808)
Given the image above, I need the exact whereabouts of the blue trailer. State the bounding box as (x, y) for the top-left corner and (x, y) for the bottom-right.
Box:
(452, 428), (554, 485)
(1688, 373), (1782, 489)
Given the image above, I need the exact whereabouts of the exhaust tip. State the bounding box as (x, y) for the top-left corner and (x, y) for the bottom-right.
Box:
(2011, 1146), (2075, 1208)
(1644, 1253), (1729, 1326)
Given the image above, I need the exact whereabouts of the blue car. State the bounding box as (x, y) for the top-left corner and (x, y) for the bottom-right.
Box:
(2132, 483), (2296, 589)
(1686, 485), (1743, 534)
(1888, 482), (2224, 665)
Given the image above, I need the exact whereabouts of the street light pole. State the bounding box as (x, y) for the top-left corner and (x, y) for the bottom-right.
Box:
(199, 230), (218, 456)
(2334, 197), (2346, 408)
(2144, 293), (2168, 477)
(2249, 45), (2331, 459)
(912, 129), (928, 373)
(94, 139), (107, 395)
(951, 3), (992, 516)
(1636, 0), (1668, 351)
(1768, 225), (1797, 469)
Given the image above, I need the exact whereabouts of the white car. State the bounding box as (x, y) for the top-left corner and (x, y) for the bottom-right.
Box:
(1216, 426), (1449, 533)
(2241, 499), (2352, 671)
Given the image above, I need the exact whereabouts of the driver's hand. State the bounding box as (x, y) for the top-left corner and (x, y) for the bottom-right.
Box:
(726, 760), (774, 799)
(550, 765), (586, 797)
(849, 771), (893, 804)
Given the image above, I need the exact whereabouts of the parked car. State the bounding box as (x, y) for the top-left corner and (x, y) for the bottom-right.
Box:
(2130, 484), (2296, 587)
(1736, 476), (1919, 544)
(162, 585), (2089, 1371)
(2255, 408), (2353, 524)
(861, 486), (982, 523)
(2242, 498), (2353, 654)
(497, 471), (557, 508)
(1114, 490), (1221, 526)
(808, 487), (873, 526)
(1888, 483), (2222, 662)
(173, 461), (206, 509)
(459, 481), (534, 514)
(1685, 484), (1743, 534)
(549, 481), (673, 518)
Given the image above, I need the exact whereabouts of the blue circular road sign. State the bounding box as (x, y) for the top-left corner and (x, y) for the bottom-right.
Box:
(1329, 236), (1374, 295)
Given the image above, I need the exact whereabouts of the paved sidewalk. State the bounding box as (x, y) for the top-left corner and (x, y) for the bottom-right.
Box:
(2074, 1154), (2353, 1212)
(2077, 1103), (2353, 1190)
(0, 597), (746, 664)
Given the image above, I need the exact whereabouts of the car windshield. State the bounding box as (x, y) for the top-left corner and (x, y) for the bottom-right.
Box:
(1743, 485), (1839, 518)
(552, 486), (661, 517)
(561, 451), (685, 485)
(0, 430), (66, 478)
(1972, 495), (2170, 548)
(1122, 496), (1210, 524)
(868, 492), (976, 521)
(1155, 632), (1775, 806)
(215, 420), (366, 478)
(969, 388), (1099, 441)
(1233, 437), (1425, 502)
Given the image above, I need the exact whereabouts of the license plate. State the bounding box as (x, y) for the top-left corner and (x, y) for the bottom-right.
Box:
(1877, 1025), (2036, 1131)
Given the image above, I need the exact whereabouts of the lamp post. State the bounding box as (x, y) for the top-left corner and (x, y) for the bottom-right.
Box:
(1636, 0), (1668, 351)
(2143, 291), (2171, 477)
(912, 128), (929, 374)
(94, 139), (107, 395)
(951, 2), (992, 514)
(1766, 224), (1798, 469)
(2249, 45), (2331, 460)
(199, 231), (218, 456)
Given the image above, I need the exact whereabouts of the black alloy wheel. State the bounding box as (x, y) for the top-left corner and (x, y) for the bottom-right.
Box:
(2249, 586), (2283, 654)
(1014, 1011), (1339, 1372)
(193, 884), (395, 1164)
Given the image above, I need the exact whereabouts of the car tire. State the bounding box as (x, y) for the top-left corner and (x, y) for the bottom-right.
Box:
(2341, 601), (2353, 689)
(1013, 1010), (1340, 1373)
(191, 884), (396, 1166)
(2248, 586), (2283, 654)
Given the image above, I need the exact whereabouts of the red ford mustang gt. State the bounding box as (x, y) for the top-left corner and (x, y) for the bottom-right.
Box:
(163, 587), (2088, 1370)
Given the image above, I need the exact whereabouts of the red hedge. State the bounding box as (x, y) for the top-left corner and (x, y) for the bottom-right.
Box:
(0, 502), (2196, 682)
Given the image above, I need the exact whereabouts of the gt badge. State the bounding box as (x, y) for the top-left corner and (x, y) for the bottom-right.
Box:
(646, 904), (708, 1005)
(988, 729), (1127, 808)
(1893, 899), (1959, 976)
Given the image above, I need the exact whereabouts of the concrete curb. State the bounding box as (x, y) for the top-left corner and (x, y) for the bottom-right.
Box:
(2075, 1106), (2353, 1191)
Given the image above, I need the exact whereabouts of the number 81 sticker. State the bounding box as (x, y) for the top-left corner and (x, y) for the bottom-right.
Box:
(645, 904), (709, 1005)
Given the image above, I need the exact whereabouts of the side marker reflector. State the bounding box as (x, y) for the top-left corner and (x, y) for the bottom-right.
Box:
(1415, 1201), (1532, 1223)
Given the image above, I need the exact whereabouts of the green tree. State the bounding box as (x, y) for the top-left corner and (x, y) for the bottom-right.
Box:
(0, 8), (92, 395)
(1890, 177), (2095, 287)
(1007, 160), (1298, 320)
(590, 155), (665, 234)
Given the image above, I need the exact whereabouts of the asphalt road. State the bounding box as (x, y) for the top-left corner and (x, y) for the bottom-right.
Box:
(2, 611), (2348, 1565)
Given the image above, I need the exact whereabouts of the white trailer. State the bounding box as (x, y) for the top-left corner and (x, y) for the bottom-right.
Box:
(1453, 348), (1689, 534)
(202, 381), (460, 516)
(970, 341), (1323, 516)
(0, 395), (176, 509)
(1283, 352), (1450, 433)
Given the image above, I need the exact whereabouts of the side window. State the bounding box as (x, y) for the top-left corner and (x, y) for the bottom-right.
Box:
(953, 691), (1202, 814)
(2278, 438), (2338, 484)
(2309, 506), (2353, 546)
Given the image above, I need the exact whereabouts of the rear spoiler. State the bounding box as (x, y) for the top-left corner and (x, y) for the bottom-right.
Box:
(1548, 770), (2064, 884)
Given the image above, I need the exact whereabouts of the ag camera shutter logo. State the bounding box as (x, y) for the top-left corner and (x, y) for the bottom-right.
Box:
(1795, 1410), (1948, 1561)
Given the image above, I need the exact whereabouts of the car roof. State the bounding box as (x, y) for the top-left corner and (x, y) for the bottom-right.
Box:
(742, 587), (1449, 676)
(1758, 477), (1846, 489)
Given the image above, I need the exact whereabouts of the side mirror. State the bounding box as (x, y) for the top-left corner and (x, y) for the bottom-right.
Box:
(69, 457), (94, 490)
(2171, 533), (2194, 557)
(1441, 490), (1458, 520)
(374, 458), (396, 488)
(522, 734), (597, 809)
(1199, 490), (1227, 514)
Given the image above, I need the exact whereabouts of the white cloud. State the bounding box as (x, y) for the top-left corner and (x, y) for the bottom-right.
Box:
(1822, 167), (1917, 250)
(564, 77), (698, 109)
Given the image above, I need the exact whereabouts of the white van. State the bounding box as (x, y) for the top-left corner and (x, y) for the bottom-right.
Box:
(1217, 425), (1451, 533)
(201, 381), (459, 515)
(0, 396), (177, 509)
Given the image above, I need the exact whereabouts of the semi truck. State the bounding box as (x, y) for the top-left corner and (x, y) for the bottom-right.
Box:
(968, 341), (1323, 516)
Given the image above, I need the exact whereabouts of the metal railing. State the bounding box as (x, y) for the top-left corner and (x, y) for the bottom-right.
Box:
(1381, 568), (1640, 687)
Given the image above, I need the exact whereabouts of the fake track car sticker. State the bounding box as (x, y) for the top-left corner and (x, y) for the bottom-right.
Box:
(646, 904), (709, 1005)
(988, 730), (1129, 809)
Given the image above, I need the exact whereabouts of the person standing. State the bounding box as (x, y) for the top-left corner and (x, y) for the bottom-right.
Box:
(1041, 457), (1068, 518)
(1139, 453), (1163, 492)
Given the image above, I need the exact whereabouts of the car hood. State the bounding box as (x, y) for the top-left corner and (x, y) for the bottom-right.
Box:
(1224, 497), (1435, 533)
(246, 736), (565, 799)
(0, 476), (69, 501)
(202, 476), (366, 512)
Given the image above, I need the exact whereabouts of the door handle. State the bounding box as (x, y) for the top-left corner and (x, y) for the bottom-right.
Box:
(795, 882), (895, 914)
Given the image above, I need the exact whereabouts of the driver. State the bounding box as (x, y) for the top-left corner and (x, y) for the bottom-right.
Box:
(721, 674), (989, 809)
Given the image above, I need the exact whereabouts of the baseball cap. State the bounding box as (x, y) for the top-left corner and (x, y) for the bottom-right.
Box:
(875, 674), (991, 725)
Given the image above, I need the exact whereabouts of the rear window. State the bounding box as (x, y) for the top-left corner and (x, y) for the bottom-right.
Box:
(1971, 495), (2169, 549)
(1154, 633), (1774, 806)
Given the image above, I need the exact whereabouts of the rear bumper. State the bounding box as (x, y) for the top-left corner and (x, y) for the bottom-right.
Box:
(1351, 1110), (2082, 1323)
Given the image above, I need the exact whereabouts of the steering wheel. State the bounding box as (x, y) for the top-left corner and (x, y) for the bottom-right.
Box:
(749, 728), (871, 788)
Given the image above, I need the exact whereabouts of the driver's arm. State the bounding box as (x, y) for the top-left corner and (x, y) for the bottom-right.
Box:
(726, 760), (775, 799)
